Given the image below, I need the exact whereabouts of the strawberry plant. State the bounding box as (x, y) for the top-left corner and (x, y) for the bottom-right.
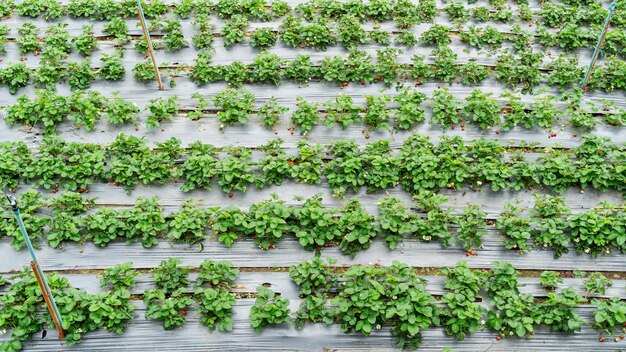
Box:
(592, 298), (626, 336)
(16, 0), (64, 19)
(377, 196), (414, 249)
(216, 146), (254, 193)
(46, 211), (84, 248)
(440, 262), (486, 341)
(125, 196), (168, 248)
(292, 194), (341, 250)
(214, 88), (255, 128)
(495, 51), (542, 93)
(162, 19), (188, 51)
(250, 286), (291, 332)
(324, 140), (365, 197)
(177, 142), (218, 192)
(0, 0), (13, 17)
(41, 23), (72, 60)
(396, 30), (418, 47)
(0, 190), (47, 250)
(245, 194), (291, 250)
(485, 262), (535, 338)
(413, 191), (456, 247)
(532, 287), (584, 332)
(337, 15), (367, 49)
(0, 141), (30, 190)
(133, 60), (159, 82)
(103, 134), (150, 190)
(32, 59), (66, 91)
(72, 25), (97, 56)
(284, 54), (317, 84)
(220, 61), (248, 87)
(248, 50), (283, 85)
(0, 25), (7, 55)
(373, 48), (403, 85)
(291, 97), (320, 135)
(570, 203), (624, 257)
(168, 199), (210, 244)
(421, 24), (451, 47)
(145, 258), (194, 329)
(547, 56), (583, 91)
(255, 139), (292, 188)
(333, 262), (439, 349)
(104, 92), (140, 125)
(583, 272), (613, 296)
(459, 61), (488, 86)
(6, 90), (70, 134)
(362, 140), (400, 191)
(531, 194), (571, 258)
(290, 257), (336, 329)
(393, 87), (426, 130)
(364, 95), (391, 132)
(99, 52), (126, 81)
(457, 203), (487, 251)
(539, 271), (563, 291)
(0, 267), (135, 351)
(0, 63), (30, 94)
(431, 88), (460, 130)
(291, 141), (324, 184)
(104, 18), (131, 44)
(324, 94), (361, 129)
(338, 197), (376, 256)
(281, 16), (336, 50)
(432, 47), (458, 82)
(16, 23), (40, 54)
(223, 15), (249, 47)
(258, 97), (288, 129)
(98, 262), (141, 291)
(369, 26), (391, 45)
(192, 15), (215, 50)
(145, 96), (179, 129)
(496, 201), (532, 251)
(460, 89), (500, 129)
(193, 259), (238, 332)
(250, 28), (277, 48)
(472, 6), (490, 22)
(67, 60), (96, 90)
(212, 206), (246, 247)
(445, 0), (469, 22)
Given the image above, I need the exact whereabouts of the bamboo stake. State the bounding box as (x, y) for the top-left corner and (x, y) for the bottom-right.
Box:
(31, 261), (65, 342)
(137, 0), (164, 90)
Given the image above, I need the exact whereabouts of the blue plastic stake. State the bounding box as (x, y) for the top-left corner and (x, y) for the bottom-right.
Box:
(581, 0), (617, 91)
(4, 191), (65, 342)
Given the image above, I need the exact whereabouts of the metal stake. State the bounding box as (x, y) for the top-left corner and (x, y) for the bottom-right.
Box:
(4, 190), (65, 343)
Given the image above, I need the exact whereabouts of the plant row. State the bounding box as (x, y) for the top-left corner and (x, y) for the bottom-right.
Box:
(1, 0), (625, 32)
(4, 85), (625, 135)
(1, 133), (625, 196)
(2, 259), (625, 351)
(3, 188), (625, 260)
(3, 46), (626, 95)
(6, 11), (626, 64)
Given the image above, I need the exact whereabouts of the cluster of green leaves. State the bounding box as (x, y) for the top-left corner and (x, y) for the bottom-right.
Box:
(289, 257), (337, 329)
(334, 262), (439, 349)
(193, 259), (238, 332)
(250, 286), (291, 332)
(143, 260), (194, 328)
(440, 262), (486, 341)
(0, 263), (137, 351)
